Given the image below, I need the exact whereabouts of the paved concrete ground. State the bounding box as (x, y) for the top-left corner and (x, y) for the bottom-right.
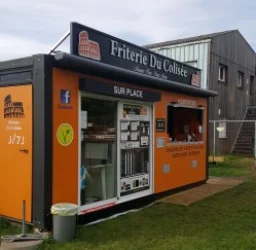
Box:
(158, 177), (244, 206)
(0, 240), (43, 250)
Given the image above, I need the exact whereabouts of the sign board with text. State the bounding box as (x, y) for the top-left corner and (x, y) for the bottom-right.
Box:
(71, 22), (201, 87)
(79, 79), (161, 102)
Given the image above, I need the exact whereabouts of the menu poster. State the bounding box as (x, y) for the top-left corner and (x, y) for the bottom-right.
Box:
(122, 104), (149, 120)
(131, 132), (139, 141)
(140, 136), (149, 146)
(121, 141), (140, 149)
(121, 121), (130, 131)
(121, 132), (129, 141)
(156, 118), (165, 132)
(140, 121), (150, 146)
(131, 121), (139, 131)
(140, 121), (150, 136)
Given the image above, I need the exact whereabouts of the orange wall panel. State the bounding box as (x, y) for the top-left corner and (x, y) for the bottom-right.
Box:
(52, 68), (79, 204)
(154, 92), (208, 194)
(0, 85), (32, 222)
(52, 68), (208, 199)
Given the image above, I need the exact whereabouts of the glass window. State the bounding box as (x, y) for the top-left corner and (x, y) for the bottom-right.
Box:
(218, 65), (227, 82)
(80, 97), (117, 206)
(167, 105), (204, 143)
(237, 71), (244, 88)
(250, 76), (254, 95)
(218, 119), (227, 139)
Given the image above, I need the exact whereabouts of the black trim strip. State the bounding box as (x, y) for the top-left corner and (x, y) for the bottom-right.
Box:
(32, 55), (53, 230)
(53, 52), (218, 98)
(0, 57), (33, 71)
(0, 81), (33, 87)
(0, 71), (32, 84)
(206, 98), (209, 179)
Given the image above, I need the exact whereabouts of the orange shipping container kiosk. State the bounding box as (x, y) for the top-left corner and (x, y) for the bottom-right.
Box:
(0, 22), (217, 230)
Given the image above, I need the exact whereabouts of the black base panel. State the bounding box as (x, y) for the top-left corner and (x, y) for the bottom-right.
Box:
(77, 180), (206, 225)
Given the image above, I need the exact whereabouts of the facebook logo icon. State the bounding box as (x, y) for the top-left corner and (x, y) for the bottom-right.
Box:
(60, 89), (71, 104)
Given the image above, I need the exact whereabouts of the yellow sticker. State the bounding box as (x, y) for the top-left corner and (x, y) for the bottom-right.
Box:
(56, 123), (74, 146)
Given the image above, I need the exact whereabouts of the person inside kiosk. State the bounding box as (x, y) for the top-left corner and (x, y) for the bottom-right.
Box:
(167, 105), (203, 143)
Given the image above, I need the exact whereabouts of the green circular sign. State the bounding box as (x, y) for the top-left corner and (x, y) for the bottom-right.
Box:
(56, 123), (74, 146)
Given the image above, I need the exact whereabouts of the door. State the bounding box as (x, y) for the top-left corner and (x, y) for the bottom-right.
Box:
(118, 102), (153, 201)
(79, 95), (117, 213)
(0, 85), (32, 222)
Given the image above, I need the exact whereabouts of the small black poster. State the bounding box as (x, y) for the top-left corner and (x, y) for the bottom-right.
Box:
(156, 118), (165, 132)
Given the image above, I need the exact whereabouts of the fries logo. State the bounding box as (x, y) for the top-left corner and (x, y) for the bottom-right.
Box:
(78, 31), (101, 61)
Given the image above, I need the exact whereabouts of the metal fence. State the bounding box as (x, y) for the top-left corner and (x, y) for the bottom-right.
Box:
(208, 120), (256, 163)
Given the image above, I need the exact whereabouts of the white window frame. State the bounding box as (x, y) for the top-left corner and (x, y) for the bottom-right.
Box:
(237, 71), (244, 88)
(218, 119), (227, 139)
(78, 92), (154, 214)
(218, 65), (226, 82)
(117, 101), (154, 204)
(166, 104), (205, 145)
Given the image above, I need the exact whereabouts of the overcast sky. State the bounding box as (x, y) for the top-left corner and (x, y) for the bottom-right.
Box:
(0, 0), (255, 61)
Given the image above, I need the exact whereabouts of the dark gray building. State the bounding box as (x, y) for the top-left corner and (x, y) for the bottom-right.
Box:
(145, 30), (256, 154)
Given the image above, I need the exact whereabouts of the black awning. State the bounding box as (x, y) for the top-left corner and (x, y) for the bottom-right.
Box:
(53, 52), (217, 98)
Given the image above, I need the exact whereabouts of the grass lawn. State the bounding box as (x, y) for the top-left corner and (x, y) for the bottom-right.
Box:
(209, 155), (254, 177)
(2, 155), (256, 250)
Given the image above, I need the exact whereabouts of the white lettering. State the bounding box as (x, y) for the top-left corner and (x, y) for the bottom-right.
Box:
(8, 133), (25, 145)
(130, 51), (135, 61)
(163, 60), (169, 72)
(117, 47), (123, 58)
(181, 66), (184, 76)
(114, 86), (143, 98)
(142, 56), (148, 65)
(154, 71), (160, 78)
(6, 121), (22, 131)
(150, 54), (157, 67)
(156, 60), (162, 70)
(110, 41), (189, 79)
(114, 86), (118, 94)
(145, 69), (153, 76)
(110, 40), (118, 56)
(178, 98), (196, 106)
(134, 66), (145, 74)
(8, 120), (20, 125)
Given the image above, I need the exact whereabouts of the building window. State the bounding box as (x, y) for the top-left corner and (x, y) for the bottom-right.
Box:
(218, 119), (227, 139)
(237, 71), (244, 88)
(250, 75), (254, 95)
(167, 105), (204, 143)
(218, 65), (227, 82)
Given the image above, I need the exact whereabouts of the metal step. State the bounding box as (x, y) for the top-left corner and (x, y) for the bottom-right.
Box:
(232, 107), (256, 155)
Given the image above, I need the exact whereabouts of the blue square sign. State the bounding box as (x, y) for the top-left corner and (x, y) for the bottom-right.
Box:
(60, 89), (71, 104)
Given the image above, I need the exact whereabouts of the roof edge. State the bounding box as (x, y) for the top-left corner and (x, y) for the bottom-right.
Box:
(0, 56), (34, 71)
(144, 29), (238, 49)
(53, 52), (218, 98)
